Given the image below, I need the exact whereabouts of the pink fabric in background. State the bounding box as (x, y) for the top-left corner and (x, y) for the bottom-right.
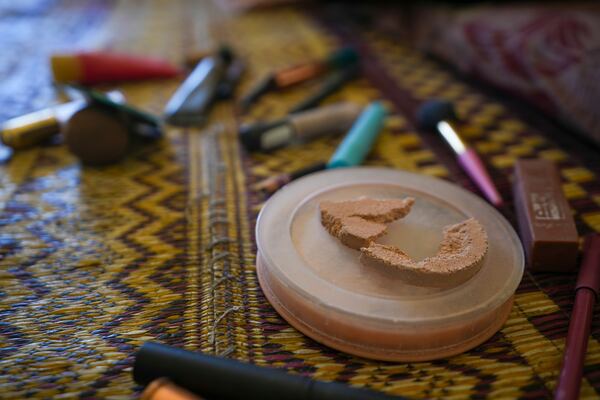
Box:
(414, 4), (600, 145)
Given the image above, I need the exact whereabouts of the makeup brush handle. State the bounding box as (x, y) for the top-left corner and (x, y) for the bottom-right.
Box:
(555, 289), (595, 400)
(457, 148), (503, 207)
(134, 342), (398, 400)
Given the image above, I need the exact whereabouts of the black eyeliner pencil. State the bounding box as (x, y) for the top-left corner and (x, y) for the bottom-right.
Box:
(239, 74), (275, 111)
(134, 342), (400, 400)
(288, 66), (358, 114)
(239, 47), (358, 112)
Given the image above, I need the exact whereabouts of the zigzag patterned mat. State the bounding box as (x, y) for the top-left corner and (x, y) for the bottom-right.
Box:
(0, 1), (599, 398)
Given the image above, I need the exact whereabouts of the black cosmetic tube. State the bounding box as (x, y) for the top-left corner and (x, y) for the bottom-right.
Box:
(133, 342), (402, 400)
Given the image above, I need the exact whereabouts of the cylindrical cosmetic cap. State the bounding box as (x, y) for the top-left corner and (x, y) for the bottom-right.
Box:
(327, 101), (386, 168)
(133, 342), (398, 400)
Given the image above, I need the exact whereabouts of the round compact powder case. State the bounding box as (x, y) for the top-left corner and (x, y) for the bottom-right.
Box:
(256, 167), (524, 362)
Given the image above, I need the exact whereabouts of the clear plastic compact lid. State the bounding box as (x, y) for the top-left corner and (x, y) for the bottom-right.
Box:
(256, 168), (524, 360)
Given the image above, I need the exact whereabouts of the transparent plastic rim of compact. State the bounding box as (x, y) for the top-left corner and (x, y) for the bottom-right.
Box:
(255, 167), (524, 325)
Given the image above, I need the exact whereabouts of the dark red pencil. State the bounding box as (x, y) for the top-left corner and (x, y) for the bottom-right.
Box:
(555, 234), (600, 400)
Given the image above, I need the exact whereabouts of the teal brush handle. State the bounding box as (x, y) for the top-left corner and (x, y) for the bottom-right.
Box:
(327, 101), (386, 168)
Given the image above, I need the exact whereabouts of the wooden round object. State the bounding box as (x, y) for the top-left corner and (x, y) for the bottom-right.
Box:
(63, 106), (130, 165)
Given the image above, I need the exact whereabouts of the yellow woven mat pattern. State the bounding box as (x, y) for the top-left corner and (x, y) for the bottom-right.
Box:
(0, 1), (599, 399)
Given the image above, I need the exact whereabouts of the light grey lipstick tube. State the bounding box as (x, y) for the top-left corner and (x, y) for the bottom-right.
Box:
(239, 102), (362, 152)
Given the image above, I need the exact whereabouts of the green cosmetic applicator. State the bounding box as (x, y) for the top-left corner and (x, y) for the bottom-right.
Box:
(327, 101), (386, 168)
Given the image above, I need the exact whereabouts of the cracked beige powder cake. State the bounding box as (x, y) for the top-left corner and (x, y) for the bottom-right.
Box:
(319, 197), (415, 249)
(361, 218), (488, 288)
(320, 198), (488, 288)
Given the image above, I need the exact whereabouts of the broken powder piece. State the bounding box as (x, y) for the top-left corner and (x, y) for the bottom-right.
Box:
(320, 197), (415, 249)
(360, 218), (488, 288)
